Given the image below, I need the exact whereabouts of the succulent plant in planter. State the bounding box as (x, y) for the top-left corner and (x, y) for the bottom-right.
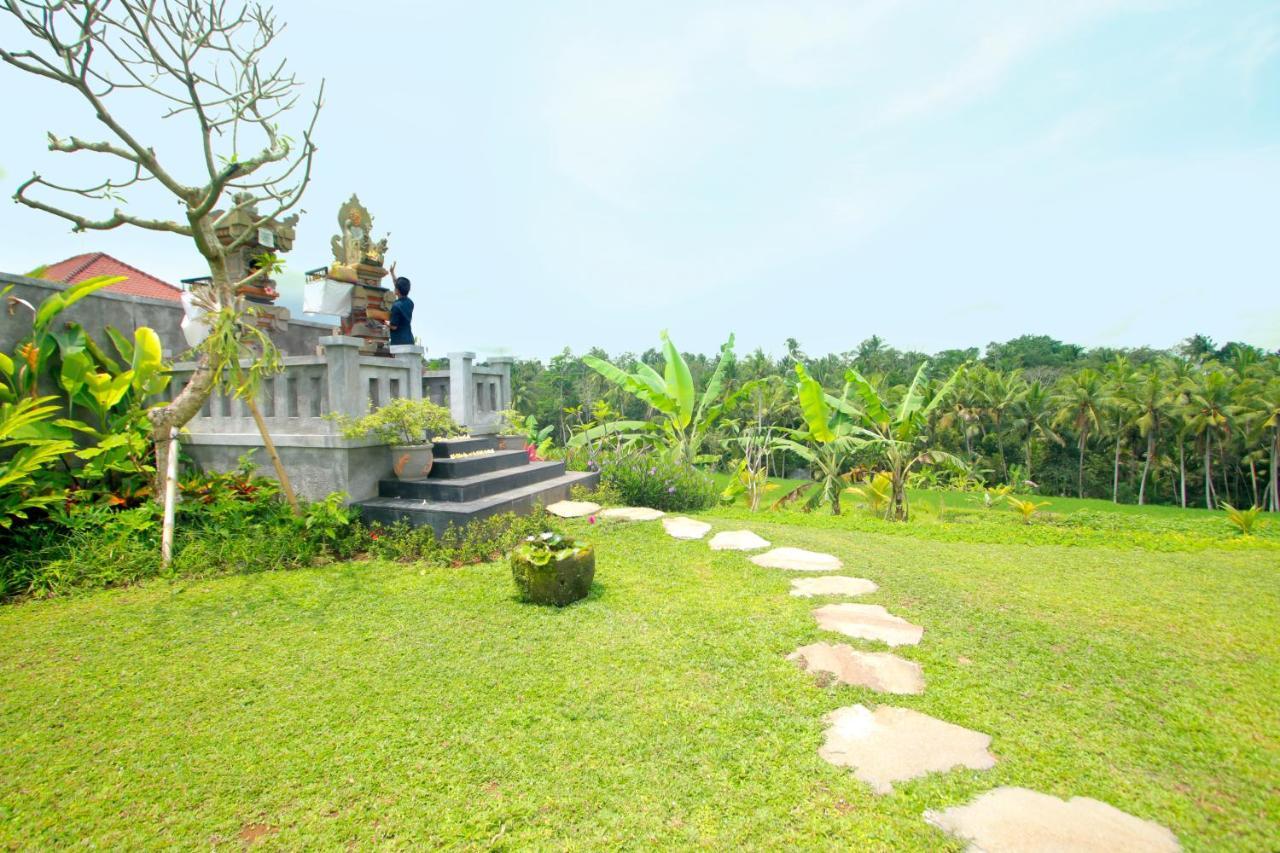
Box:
(328, 398), (465, 480)
(510, 532), (595, 606)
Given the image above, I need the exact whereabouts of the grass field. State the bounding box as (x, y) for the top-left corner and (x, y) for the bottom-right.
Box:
(1, 496), (1277, 849)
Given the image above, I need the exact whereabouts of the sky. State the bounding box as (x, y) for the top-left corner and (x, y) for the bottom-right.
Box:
(1, 0), (1277, 361)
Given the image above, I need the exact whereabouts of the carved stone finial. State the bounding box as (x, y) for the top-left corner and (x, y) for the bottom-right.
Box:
(330, 193), (390, 268)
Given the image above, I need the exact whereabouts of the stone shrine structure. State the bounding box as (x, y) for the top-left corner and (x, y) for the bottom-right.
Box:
(309, 194), (396, 355)
(181, 193), (298, 334)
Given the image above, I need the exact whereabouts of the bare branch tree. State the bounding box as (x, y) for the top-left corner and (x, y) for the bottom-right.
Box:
(1, 0), (324, 485)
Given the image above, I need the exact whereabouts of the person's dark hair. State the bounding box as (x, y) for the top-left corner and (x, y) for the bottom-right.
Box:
(394, 276), (411, 297)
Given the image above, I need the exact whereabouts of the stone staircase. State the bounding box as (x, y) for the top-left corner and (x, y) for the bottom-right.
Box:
(355, 436), (598, 536)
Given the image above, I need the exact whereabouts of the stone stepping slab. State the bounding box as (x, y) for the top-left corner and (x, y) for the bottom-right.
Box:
(749, 547), (842, 572)
(600, 507), (665, 522)
(662, 516), (711, 540)
(813, 603), (923, 647)
(787, 643), (924, 694)
(819, 704), (996, 794)
(790, 576), (878, 597)
(924, 787), (1181, 852)
(546, 500), (600, 518)
(708, 530), (770, 551)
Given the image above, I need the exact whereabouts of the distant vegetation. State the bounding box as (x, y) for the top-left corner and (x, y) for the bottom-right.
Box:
(513, 333), (1280, 511)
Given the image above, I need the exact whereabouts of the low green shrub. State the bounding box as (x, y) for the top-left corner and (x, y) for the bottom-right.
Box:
(596, 451), (718, 512)
(0, 456), (361, 599)
(362, 507), (554, 566)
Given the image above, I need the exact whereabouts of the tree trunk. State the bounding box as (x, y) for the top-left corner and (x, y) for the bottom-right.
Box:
(1077, 436), (1086, 499)
(1112, 418), (1122, 503)
(995, 418), (1008, 482)
(1178, 438), (1186, 508)
(246, 396), (299, 513)
(1204, 434), (1215, 509)
(892, 472), (909, 522)
(149, 348), (219, 496)
(1272, 427), (1279, 513)
(1249, 458), (1258, 508)
(1138, 431), (1154, 505)
(1024, 440), (1034, 484)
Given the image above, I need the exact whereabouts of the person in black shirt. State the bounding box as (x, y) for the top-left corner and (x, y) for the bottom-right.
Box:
(387, 265), (414, 346)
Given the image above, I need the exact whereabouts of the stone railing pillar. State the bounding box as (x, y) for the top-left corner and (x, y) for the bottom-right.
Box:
(448, 351), (475, 428)
(321, 335), (365, 422)
(488, 356), (514, 412)
(390, 344), (425, 401)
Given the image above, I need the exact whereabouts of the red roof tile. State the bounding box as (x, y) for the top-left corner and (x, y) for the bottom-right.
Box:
(41, 252), (184, 303)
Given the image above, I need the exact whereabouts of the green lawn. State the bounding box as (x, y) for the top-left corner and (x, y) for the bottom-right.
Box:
(1, 501), (1278, 849)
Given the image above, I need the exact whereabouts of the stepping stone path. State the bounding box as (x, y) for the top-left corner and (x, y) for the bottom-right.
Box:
(713, 522), (1177, 845)
(662, 516), (711, 540)
(601, 507), (665, 522)
(546, 500), (599, 519)
(813, 603), (923, 647)
(790, 576), (878, 597)
(787, 643), (924, 694)
(925, 787), (1181, 852)
(708, 530), (770, 551)
(749, 547), (842, 572)
(819, 705), (996, 794)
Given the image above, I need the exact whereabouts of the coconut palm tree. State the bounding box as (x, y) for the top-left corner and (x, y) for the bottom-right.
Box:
(1053, 368), (1108, 499)
(1009, 380), (1062, 486)
(1132, 366), (1175, 505)
(1161, 356), (1199, 508)
(1184, 369), (1235, 510)
(976, 366), (1026, 483)
(1102, 356), (1137, 503)
(937, 366), (982, 463)
(1239, 369), (1280, 512)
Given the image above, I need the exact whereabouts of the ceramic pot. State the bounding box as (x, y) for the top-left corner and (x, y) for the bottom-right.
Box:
(494, 434), (527, 451)
(390, 443), (434, 480)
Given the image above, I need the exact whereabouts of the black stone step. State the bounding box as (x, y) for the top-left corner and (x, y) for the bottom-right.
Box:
(430, 436), (498, 457)
(379, 460), (566, 502)
(429, 448), (528, 479)
(356, 470), (601, 537)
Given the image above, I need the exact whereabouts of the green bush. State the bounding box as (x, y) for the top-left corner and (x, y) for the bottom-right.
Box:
(328, 398), (464, 445)
(362, 507), (554, 566)
(596, 450), (718, 512)
(0, 458), (361, 598)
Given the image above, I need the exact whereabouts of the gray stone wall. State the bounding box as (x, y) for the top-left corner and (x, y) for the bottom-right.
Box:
(3, 270), (516, 503)
(0, 270), (336, 358)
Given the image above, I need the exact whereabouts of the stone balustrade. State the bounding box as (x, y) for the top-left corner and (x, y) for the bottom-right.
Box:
(167, 337), (513, 502)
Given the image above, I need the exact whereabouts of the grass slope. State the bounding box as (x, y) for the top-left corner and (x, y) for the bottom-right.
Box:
(1, 505), (1277, 849)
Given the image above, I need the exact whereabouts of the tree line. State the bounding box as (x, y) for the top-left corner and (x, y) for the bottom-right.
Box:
(511, 334), (1280, 511)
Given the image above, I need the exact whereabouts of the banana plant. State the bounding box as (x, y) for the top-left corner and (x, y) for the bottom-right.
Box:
(771, 364), (870, 515)
(830, 361), (964, 521)
(575, 331), (737, 464)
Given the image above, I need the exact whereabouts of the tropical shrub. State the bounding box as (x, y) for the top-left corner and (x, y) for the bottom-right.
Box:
(832, 362), (963, 520)
(0, 454), (360, 598)
(771, 365), (866, 515)
(597, 450), (719, 512)
(577, 331), (739, 464)
(330, 397), (464, 445)
(0, 276), (168, 521)
(848, 471), (893, 514)
(363, 507), (554, 565)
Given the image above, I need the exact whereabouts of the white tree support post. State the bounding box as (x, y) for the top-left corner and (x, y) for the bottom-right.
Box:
(161, 426), (180, 568)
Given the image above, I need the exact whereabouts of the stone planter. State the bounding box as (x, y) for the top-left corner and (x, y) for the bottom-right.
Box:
(511, 547), (595, 606)
(390, 442), (434, 480)
(494, 434), (527, 451)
